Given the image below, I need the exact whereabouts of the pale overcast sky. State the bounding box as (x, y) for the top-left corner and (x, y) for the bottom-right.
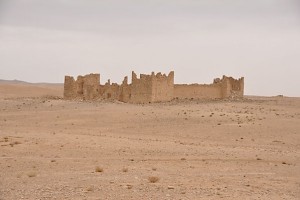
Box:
(0, 0), (299, 96)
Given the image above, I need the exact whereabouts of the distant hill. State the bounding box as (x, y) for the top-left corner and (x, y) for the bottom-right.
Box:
(0, 79), (63, 85)
(0, 79), (63, 98)
(0, 79), (31, 85)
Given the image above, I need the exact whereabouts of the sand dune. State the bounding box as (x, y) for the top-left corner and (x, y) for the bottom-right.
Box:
(0, 82), (299, 199)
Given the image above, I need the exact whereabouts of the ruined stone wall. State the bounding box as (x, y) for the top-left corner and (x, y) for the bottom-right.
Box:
(64, 71), (244, 102)
(119, 76), (131, 103)
(221, 76), (244, 98)
(102, 82), (120, 100)
(64, 76), (77, 99)
(129, 71), (174, 103)
(63, 73), (100, 100)
(174, 83), (222, 99)
(151, 71), (174, 102)
(75, 76), (84, 98)
(174, 76), (244, 100)
(82, 74), (100, 100)
(130, 72), (153, 103)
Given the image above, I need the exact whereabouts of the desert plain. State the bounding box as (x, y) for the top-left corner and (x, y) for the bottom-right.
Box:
(0, 81), (299, 200)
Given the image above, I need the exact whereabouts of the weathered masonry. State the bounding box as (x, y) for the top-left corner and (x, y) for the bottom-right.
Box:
(64, 71), (244, 103)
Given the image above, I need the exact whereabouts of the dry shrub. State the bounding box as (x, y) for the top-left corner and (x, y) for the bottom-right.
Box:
(148, 176), (159, 183)
(122, 167), (128, 172)
(95, 166), (103, 172)
(14, 141), (22, 145)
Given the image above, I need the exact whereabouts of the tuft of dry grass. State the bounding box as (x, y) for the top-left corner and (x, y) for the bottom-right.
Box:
(148, 176), (159, 183)
(95, 166), (103, 173)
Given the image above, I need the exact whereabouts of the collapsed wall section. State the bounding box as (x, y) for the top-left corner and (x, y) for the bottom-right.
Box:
(101, 80), (120, 100)
(221, 76), (244, 98)
(119, 76), (131, 103)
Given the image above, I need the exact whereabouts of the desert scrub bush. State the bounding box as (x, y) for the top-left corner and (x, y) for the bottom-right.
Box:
(148, 176), (159, 183)
(95, 166), (103, 172)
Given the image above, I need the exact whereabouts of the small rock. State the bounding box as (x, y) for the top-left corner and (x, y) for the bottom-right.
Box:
(168, 186), (175, 189)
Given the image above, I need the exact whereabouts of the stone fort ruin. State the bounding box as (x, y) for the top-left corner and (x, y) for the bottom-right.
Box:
(64, 71), (244, 103)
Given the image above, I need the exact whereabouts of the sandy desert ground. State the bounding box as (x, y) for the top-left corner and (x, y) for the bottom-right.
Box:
(0, 82), (299, 200)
